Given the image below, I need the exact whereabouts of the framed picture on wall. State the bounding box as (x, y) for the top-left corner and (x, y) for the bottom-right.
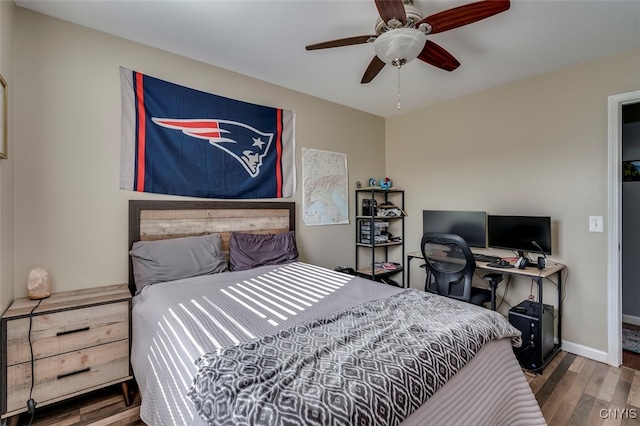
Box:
(623, 160), (640, 181)
(0, 73), (6, 159)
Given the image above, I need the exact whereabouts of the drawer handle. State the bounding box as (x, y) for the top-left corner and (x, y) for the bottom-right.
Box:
(57, 367), (90, 380)
(56, 327), (90, 336)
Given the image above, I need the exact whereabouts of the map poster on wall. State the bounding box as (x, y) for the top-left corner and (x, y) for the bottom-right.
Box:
(302, 148), (349, 226)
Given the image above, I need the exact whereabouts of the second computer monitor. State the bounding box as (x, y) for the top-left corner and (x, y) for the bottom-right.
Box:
(487, 215), (552, 256)
(422, 210), (487, 248)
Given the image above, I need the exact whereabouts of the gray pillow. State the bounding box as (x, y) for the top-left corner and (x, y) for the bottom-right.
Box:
(129, 233), (227, 293)
(229, 231), (298, 271)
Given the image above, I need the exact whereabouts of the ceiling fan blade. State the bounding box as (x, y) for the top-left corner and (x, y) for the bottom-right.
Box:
(306, 35), (375, 51)
(418, 0), (510, 35)
(361, 56), (386, 84)
(418, 41), (460, 72)
(375, 0), (406, 25)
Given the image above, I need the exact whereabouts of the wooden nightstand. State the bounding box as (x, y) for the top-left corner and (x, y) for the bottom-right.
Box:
(0, 284), (133, 425)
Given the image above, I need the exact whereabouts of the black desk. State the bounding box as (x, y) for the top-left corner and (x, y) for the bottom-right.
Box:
(406, 251), (565, 373)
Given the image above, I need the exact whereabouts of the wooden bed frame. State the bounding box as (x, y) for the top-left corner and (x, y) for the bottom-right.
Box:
(128, 200), (296, 295)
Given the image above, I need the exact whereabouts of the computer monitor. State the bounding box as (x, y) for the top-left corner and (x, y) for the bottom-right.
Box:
(422, 210), (487, 248)
(487, 215), (552, 257)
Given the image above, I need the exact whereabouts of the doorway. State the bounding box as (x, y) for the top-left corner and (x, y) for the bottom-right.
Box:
(621, 102), (640, 369)
(607, 90), (640, 368)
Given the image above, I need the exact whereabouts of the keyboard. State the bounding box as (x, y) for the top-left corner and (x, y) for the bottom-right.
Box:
(487, 262), (515, 269)
(473, 253), (502, 263)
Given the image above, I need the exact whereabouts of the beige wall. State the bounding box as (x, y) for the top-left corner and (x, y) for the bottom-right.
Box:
(10, 7), (640, 356)
(386, 47), (640, 353)
(0, 0), (15, 314)
(12, 8), (385, 297)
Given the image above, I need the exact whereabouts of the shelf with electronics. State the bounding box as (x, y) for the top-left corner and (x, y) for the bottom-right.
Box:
(355, 185), (405, 287)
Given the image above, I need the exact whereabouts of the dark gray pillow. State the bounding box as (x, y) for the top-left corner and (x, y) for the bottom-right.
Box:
(229, 231), (298, 271)
(129, 233), (227, 293)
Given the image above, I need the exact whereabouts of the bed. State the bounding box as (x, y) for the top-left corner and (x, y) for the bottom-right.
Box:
(128, 200), (546, 426)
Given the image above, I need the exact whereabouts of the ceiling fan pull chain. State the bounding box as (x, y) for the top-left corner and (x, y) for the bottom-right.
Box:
(397, 67), (401, 110)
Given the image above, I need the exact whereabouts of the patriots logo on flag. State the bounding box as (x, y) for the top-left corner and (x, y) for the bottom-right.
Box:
(119, 67), (296, 199)
(151, 118), (273, 177)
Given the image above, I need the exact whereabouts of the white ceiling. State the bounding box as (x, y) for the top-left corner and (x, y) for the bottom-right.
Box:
(15, 0), (640, 118)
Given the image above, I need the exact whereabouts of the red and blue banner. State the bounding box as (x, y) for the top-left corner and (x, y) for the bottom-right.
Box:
(120, 67), (296, 199)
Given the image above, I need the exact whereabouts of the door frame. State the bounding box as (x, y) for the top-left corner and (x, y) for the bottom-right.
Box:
(607, 89), (640, 367)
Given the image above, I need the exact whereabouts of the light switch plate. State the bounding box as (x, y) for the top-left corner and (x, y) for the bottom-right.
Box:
(589, 216), (604, 232)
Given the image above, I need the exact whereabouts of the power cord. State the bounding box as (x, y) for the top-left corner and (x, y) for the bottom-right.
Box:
(27, 298), (43, 426)
(496, 274), (512, 311)
(528, 280), (535, 301)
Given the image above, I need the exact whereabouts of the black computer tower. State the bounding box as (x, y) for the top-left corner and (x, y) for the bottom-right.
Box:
(508, 300), (554, 371)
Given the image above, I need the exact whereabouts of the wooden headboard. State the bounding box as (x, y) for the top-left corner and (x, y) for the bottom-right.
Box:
(128, 200), (296, 294)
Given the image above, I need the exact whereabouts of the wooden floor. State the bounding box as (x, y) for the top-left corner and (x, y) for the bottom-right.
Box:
(18, 335), (640, 426)
(527, 351), (640, 425)
(12, 385), (144, 426)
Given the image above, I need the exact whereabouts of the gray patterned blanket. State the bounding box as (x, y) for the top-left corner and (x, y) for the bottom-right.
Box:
(187, 289), (522, 426)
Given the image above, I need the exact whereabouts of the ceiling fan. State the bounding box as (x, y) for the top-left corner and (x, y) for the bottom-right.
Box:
(305, 0), (510, 84)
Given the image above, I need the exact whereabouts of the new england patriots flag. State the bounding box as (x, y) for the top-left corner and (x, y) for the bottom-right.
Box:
(120, 67), (296, 199)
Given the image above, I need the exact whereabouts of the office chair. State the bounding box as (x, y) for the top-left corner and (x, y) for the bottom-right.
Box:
(420, 233), (493, 308)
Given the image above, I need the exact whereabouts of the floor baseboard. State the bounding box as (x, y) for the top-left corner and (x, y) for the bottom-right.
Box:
(623, 314), (640, 327)
(561, 340), (609, 364)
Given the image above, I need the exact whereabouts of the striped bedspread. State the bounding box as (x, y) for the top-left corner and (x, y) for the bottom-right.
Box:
(131, 262), (541, 426)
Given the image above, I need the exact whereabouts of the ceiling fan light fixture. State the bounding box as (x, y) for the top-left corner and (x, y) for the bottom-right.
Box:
(373, 28), (427, 67)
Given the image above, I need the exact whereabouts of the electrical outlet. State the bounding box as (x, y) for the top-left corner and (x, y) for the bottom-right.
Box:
(589, 216), (604, 232)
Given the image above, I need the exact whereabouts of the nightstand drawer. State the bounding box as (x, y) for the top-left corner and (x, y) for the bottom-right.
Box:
(5, 339), (129, 413)
(5, 301), (129, 366)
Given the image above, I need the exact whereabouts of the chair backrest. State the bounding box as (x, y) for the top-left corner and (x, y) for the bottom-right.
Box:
(420, 233), (476, 302)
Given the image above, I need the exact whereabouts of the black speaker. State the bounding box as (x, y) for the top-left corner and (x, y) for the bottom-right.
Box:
(508, 300), (554, 371)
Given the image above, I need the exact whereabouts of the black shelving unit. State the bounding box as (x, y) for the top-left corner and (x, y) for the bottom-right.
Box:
(355, 188), (405, 287)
